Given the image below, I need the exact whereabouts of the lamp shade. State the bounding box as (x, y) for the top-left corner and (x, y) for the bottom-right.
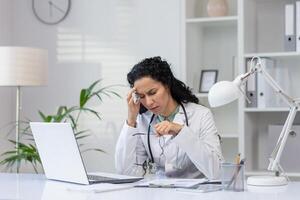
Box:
(208, 80), (242, 107)
(0, 46), (48, 86)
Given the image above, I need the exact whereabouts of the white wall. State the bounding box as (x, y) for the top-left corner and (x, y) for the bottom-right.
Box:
(0, 0), (14, 172)
(0, 0), (182, 173)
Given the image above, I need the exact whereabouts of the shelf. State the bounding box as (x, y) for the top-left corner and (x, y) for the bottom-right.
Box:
(186, 16), (238, 27)
(244, 52), (300, 59)
(195, 93), (208, 98)
(246, 171), (300, 178)
(244, 107), (290, 112)
(221, 134), (238, 139)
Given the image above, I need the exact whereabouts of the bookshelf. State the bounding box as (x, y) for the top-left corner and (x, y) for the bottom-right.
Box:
(181, 0), (239, 162)
(181, 0), (300, 177)
(242, 0), (300, 176)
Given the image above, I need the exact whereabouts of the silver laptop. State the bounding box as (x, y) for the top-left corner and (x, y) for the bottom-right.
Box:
(30, 122), (143, 185)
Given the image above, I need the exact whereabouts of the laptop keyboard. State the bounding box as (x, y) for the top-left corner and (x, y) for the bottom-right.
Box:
(87, 174), (143, 184)
(87, 175), (116, 181)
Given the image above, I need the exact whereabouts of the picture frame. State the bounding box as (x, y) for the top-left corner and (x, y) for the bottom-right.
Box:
(199, 70), (218, 93)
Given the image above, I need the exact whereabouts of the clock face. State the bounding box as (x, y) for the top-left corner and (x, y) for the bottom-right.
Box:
(32, 0), (71, 25)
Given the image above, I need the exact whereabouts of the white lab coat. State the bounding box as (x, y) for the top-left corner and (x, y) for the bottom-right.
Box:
(115, 102), (223, 179)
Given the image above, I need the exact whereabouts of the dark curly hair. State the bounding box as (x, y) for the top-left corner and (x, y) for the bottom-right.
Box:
(127, 56), (199, 105)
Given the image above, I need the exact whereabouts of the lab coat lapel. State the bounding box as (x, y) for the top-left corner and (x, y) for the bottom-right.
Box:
(173, 103), (192, 126)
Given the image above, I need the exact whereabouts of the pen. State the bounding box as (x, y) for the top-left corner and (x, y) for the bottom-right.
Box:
(93, 185), (134, 193)
(226, 153), (242, 190)
(235, 153), (241, 165)
(232, 158), (246, 191)
(201, 181), (221, 185)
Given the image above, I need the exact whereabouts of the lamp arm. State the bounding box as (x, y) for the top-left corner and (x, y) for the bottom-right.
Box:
(244, 57), (300, 173)
(268, 106), (298, 171)
(294, 98), (300, 104)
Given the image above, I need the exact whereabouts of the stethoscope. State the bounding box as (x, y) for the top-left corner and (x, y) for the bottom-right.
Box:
(146, 102), (189, 172)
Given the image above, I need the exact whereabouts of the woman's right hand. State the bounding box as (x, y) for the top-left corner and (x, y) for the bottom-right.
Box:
(126, 88), (140, 127)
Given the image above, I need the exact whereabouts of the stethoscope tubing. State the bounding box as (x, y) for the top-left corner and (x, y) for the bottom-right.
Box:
(147, 102), (188, 164)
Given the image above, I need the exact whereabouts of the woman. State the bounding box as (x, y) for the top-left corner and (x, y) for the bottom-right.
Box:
(115, 57), (223, 179)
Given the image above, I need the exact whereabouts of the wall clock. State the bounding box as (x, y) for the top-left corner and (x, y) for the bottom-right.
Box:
(32, 0), (71, 25)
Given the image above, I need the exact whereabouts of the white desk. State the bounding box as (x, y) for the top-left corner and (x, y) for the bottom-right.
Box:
(0, 173), (298, 200)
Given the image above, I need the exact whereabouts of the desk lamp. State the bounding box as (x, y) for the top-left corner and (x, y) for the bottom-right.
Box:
(208, 56), (299, 186)
(0, 46), (48, 171)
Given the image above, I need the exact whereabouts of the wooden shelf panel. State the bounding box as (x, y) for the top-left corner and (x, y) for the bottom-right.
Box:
(244, 107), (290, 112)
(244, 52), (300, 58)
(186, 16), (238, 27)
(195, 93), (208, 98)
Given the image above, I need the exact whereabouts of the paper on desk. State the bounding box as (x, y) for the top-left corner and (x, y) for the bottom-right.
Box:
(176, 184), (223, 193)
(135, 178), (207, 188)
(66, 183), (134, 193)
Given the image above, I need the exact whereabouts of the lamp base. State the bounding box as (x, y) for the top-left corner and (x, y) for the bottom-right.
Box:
(247, 176), (288, 186)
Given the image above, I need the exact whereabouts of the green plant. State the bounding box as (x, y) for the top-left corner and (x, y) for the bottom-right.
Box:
(0, 80), (120, 173)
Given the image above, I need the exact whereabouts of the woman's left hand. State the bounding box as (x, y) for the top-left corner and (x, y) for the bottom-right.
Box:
(154, 121), (183, 136)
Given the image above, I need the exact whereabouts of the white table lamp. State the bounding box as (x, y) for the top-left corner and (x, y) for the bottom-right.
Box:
(208, 77), (243, 107)
(0, 46), (48, 168)
(208, 56), (300, 186)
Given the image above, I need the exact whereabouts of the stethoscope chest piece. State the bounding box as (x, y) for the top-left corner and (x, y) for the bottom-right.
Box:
(148, 161), (157, 174)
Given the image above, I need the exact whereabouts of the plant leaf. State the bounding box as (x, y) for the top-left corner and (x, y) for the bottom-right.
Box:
(82, 148), (106, 153)
(38, 111), (47, 121)
(80, 107), (102, 120)
(80, 89), (88, 108)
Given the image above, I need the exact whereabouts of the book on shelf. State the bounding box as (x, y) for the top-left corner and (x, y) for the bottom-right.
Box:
(284, 3), (296, 51)
(245, 59), (257, 108)
(257, 58), (277, 108)
(296, 1), (300, 52)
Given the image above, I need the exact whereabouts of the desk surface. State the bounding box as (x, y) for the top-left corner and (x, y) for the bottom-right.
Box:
(0, 173), (299, 200)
